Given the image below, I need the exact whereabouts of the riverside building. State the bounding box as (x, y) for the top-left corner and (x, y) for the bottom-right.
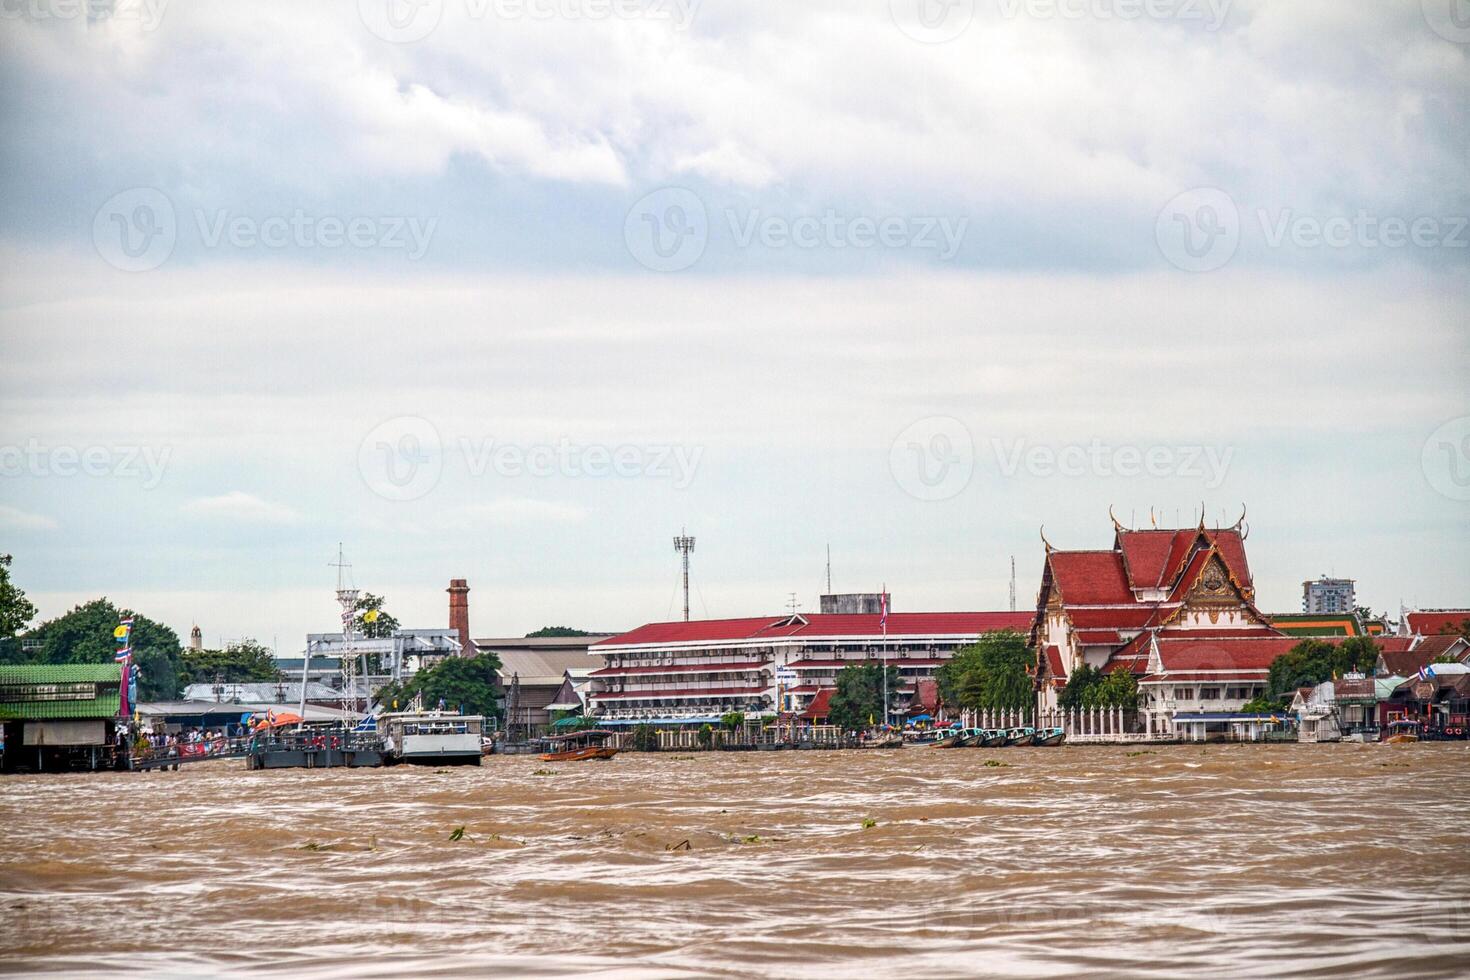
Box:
(585, 601), (1030, 726)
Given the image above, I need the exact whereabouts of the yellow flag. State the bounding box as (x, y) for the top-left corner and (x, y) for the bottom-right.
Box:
(113, 625), (129, 639)
(363, 609), (379, 623)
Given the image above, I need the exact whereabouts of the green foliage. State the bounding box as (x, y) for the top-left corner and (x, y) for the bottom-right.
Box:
(448, 826), (466, 841)
(719, 711), (745, 730)
(15, 597), (183, 700)
(525, 626), (592, 638)
(943, 631), (1033, 712)
(1264, 637), (1379, 703)
(179, 640), (281, 685)
(1240, 695), (1282, 714)
(374, 652), (504, 720)
(697, 723), (714, 748)
(351, 593), (399, 639)
(632, 723), (658, 752)
(0, 555), (38, 656)
(1433, 652), (1460, 664)
(1058, 663), (1139, 710)
(827, 663), (901, 730)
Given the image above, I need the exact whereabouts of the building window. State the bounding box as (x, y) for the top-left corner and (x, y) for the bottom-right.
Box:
(1200, 687), (1220, 701)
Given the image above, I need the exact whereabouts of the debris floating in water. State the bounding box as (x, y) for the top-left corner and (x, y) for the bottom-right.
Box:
(449, 826), (465, 841)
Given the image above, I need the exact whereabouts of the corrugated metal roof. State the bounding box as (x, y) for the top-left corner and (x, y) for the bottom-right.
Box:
(0, 664), (123, 720)
(0, 664), (123, 683)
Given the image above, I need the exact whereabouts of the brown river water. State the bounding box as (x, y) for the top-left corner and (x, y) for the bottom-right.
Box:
(2, 744), (1467, 978)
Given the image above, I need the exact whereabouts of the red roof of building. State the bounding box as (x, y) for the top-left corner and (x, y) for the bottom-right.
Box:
(1047, 551), (1134, 605)
(908, 679), (940, 715)
(1041, 645), (1066, 685)
(801, 687), (834, 721)
(596, 612), (1031, 648)
(1152, 637), (1300, 672)
(1405, 610), (1470, 637)
(1380, 635), (1467, 677)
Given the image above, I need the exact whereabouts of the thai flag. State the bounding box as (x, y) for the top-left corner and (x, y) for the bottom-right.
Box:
(114, 646), (132, 661)
(879, 590), (888, 629)
(1419, 664), (1437, 681)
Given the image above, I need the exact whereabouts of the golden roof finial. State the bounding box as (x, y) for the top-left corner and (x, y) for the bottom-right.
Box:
(1040, 525), (1053, 552)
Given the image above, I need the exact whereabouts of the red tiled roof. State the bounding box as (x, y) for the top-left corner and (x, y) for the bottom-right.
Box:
(1075, 630), (1123, 645)
(909, 679), (940, 714)
(1047, 551), (1133, 605)
(1405, 611), (1470, 637)
(1380, 635), (1467, 677)
(596, 612), (1031, 648)
(588, 660), (768, 677)
(801, 687), (834, 720)
(1041, 645), (1066, 685)
(1153, 637), (1301, 672)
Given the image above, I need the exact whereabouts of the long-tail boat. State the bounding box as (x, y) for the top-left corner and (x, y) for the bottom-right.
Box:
(539, 729), (619, 762)
(1032, 727), (1065, 746)
(1003, 726), (1036, 746)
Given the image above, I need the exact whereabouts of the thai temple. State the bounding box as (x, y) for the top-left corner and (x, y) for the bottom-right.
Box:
(1031, 509), (1300, 735)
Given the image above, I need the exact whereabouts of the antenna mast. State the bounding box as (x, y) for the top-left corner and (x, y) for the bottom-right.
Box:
(826, 543), (832, 594)
(673, 529), (696, 622)
(1009, 555), (1017, 612)
(329, 543), (361, 719)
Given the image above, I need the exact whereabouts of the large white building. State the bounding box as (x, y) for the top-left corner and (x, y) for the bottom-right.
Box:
(585, 608), (1031, 725)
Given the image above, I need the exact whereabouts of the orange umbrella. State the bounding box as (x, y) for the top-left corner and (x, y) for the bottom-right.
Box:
(251, 710), (304, 730)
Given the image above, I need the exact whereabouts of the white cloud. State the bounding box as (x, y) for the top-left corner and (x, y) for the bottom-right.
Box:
(0, 504), (59, 531)
(182, 491), (301, 525)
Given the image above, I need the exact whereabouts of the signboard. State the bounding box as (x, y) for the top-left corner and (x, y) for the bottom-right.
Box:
(23, 720), (106, 746)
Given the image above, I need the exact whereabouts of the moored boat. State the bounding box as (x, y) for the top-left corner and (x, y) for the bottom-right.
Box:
(861, 732), (904, 749)
(540, 729), (620, 762)
(1003, 726), (1035, 746)
(979, 729), (1008, 748)
(953, 728), (985, 747)
(930, 731), (961, 748)
(380, 711), (484, 766)
(1032, 727), (1065, 747)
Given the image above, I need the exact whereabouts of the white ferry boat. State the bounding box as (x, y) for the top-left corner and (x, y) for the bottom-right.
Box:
(379, 711), (485, 766)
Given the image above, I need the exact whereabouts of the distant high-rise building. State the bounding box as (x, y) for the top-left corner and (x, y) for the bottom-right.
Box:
(1302, 576), (1355, 614)
(189, 624), (203, 651)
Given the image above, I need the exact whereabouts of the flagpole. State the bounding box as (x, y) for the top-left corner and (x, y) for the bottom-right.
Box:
(881, 585), (888, 730)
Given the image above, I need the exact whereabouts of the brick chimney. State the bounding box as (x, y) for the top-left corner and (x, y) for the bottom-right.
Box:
(447, 578), (473, 657)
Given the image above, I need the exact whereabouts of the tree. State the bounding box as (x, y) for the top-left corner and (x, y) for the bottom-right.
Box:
(352, 593), (399, 638)
(374, 652), (503, 720)
(0, 554), (38, 661)
(178, 640), (281, 686)
(719, 711), (745, 730)
(1259, 637), (1379, 709)
(827, 663), (901, 730)
(632, 723), (658, 752)
(944, 631), (1033, 712)
(526, 626), (592, 638)
(17, 598), (184, 700)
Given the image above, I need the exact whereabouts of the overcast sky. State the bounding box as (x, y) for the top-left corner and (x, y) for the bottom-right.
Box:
(1, 0), (1466, 652)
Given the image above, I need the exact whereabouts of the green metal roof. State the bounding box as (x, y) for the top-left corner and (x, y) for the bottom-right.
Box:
(0, 663), (123, 721)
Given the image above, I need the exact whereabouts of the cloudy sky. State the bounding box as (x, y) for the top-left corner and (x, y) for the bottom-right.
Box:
(0, 0), (1466, 651)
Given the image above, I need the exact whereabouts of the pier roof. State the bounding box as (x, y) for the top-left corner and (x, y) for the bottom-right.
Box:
(0, 663), (123, 720)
